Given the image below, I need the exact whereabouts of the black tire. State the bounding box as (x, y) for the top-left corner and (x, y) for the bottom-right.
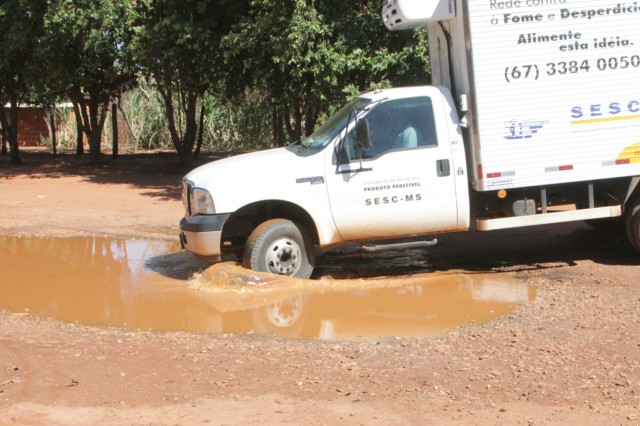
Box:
(625, 198), (640, 253)
(243, 219), (315, 278)
(626, 198), (640, 254)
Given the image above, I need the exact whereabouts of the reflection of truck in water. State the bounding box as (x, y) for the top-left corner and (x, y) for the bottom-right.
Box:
(199, 269), (534, 339)
(179, 0), (640, 278)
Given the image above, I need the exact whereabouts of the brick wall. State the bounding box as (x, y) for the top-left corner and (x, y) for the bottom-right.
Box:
(1, 107), (51, 147)
(2, 105), (130, 149)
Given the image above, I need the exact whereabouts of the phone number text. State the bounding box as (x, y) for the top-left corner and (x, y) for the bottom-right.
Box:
(504, 55), (640, 83)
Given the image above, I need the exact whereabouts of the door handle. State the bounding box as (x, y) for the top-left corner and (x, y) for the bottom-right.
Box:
(437, 159), (450, 177)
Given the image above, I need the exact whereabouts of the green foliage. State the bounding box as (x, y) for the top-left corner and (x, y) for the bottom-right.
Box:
(1, 0), (431, 164)
(106, 85), (273, 153)
(133, 0), (250, 168)
(223, 0), (429, 144)
(0, 0), (46, 97)
(118, 80), (171, 151)
(202, 91), (273, 152)
(134, 0), (247, 95)
(43, 0), (138, 99)
(41, 0), (139, 163)
(49, 104), (76, 149)
(0, 0), (48, 164)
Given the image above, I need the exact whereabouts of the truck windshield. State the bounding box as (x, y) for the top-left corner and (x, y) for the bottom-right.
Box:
(301, 97), (372, 149)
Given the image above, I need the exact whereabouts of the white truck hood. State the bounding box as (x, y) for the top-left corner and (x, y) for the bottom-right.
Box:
(185, 145), (328, 214)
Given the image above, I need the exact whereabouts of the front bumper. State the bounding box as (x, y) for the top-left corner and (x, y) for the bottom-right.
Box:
(179, 213), (230, 261)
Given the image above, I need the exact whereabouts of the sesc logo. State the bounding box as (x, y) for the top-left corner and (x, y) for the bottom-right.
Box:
(503, 119), (548, 140)
(571, 99), (640, 120)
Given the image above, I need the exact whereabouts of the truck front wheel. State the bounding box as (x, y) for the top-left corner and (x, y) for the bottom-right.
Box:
(626, 198), (640, 253)
(243, 219), (315, 278)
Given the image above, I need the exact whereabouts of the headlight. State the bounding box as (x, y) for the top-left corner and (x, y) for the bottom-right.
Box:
(190, 187), (216, 215)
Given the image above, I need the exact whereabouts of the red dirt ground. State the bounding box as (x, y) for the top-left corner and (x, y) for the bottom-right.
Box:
(1, 151), (639, 425)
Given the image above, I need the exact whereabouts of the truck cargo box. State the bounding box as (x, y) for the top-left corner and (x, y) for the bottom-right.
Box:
(427, 0), (640, 191)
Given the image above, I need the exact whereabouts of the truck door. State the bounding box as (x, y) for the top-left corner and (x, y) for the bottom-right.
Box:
(325, 95), (459, 242)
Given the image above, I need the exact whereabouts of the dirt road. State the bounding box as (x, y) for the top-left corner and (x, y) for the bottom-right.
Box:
(1, 152), (639, 425)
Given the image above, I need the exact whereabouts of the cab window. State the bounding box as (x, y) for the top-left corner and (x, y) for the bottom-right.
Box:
(347, 97), (437, 161)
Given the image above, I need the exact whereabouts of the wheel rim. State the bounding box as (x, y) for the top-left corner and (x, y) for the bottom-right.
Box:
(265, 296), (303, 328)
(265, 237), (301, 275)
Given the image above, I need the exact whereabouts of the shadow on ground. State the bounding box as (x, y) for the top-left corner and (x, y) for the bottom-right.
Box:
(315, 222), (638, 279)
(0, 149), (233, 201)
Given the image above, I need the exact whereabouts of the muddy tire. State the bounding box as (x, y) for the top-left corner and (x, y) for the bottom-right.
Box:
(626, 198), (640, 254)
(243, 219), (315, 278)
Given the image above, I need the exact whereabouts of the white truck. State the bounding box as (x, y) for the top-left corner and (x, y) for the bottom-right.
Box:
(180, 0), (640, 278)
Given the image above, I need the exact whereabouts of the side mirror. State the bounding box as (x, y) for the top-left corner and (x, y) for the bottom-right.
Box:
(355, 119), (371, 150)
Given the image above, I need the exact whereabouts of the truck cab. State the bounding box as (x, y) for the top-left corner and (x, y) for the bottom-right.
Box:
(180, 86), (469, 278)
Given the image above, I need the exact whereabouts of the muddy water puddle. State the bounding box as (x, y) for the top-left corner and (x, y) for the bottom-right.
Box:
(0, 237), (535, 340)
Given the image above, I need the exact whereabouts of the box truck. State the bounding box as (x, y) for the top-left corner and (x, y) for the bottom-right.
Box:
(180, 0), (640, 278)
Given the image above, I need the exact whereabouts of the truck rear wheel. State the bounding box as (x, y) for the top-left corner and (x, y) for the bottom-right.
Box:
(243, 219), (315, 278)
(625, 198), (640, 253)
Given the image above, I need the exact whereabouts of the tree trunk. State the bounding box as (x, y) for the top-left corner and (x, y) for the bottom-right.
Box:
(304, 105), (318, 137)
(180, 91), (198, 168)
(273, 106), (285, 147)
(9, 100), (20, 164)
(193, 105), (205, 160)
(71, 92), (108, 165)
(293, 109), (303, 141)
(72, 99), (85, 156)
(87, 97), (107, 165)
(89, 129), (102, 164)
(282, 107), (303, 143)
(50, 111), (57, 156)
(160, 88), (199, 169)
(1, 126), (6, 156)
(76, 119), (84, 156)
(112, 103), (118, 159)
(0, 96), (22, 164)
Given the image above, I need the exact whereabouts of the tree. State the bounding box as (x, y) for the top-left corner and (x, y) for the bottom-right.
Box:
(0, 0), (47, 165)
(41, 0), (138, 164)
(223, 0), (429, 145)
(134, 0), (249, 169)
